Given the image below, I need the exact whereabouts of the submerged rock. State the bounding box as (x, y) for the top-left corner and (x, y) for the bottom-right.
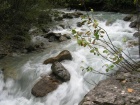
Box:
(59, 35), (68, 42)
(41, 26), (51, 33)
(123, 15), (133, 21)
(126, 40), (139, 47)
(62, 12), (83, 19)
(63, 13), (73, 19)
(129, 20), (137, 28)
(31, 75), (62, 97)
(43, 50), (72, 64)
(26, 43), (44, 53)
(51, 62), (70, 81)
(54, 16), (63, 21)
(44, 32), (71, 42)
(133, 32), (140, 37)
(44, 32), (61, 39)
(72, 12), (83, 18)
(63, 34), (71, 39)
(77, 22), (83, 27)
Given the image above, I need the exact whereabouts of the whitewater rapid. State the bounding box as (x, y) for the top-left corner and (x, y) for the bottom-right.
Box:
(0, 10), (139, 105)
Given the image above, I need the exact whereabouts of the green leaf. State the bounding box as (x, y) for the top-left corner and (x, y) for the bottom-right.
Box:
(82, 40), (88, 47)
(81, 15), (86, 19)
(109, 65), (114, 69)
(106, 68), (109, 72)
(94, 30), (100, 40)
(103, 50), (108, 53)
(105, 64), (114, 72)
(90, 49), (94, 53)
(114, 57), (123, 64)
(72, 29), (76, 34)
(122, 37), (127, 42)
(86, 66), (93, 72)
(77, 39), (82, 45)
(81, 20), (87, 25)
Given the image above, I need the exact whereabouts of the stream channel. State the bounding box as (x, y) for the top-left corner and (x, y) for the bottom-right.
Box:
(0, 9), (139, 105)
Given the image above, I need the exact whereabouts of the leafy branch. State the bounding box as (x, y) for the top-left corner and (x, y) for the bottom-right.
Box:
(72, 11), (138, 73)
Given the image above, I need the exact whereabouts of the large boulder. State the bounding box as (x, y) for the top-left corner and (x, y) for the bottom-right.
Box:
(79, 70), (140, 105)
(43, 50), (72, 64)
(31, 75), (62, 97)
(51, 62), (70, 81)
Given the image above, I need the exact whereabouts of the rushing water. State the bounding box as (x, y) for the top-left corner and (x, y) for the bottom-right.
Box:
(0, 10), (139, 105)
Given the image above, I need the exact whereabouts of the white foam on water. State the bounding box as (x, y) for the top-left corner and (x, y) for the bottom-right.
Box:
(0, 10), (139, 105)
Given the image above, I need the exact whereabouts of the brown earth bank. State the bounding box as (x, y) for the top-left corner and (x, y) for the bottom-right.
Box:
(79, 64), (140, 105)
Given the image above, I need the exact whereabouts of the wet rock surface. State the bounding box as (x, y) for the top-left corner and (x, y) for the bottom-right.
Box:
(31, 74), (62, 97)
(133, 32), (140, 37)
(43, 50), (72, 64)
(123, 15), (133, 21)
(32, 50), (72, 97)
(51, 62), (70, 81)
(62, 12), (83, 19)
(43, 32), (71, 42)
(129, 20), (137, 28)
(79, 68), (140, 105)
(32, 61), (71, 97)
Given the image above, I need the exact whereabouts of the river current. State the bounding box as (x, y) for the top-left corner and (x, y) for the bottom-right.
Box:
(0, 10), (139, 105)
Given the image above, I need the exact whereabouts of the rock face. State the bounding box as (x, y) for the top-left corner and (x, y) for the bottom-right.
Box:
(51, 62), (70, 81)
(43, 50), (72, 64)
(31, 75), (62, 97)
(79, 70), (140, 105)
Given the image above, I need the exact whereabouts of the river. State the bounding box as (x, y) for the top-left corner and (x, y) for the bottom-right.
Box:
(0, 9), (139, 105)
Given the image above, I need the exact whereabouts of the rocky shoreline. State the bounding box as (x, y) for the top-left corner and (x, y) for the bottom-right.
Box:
(79, 66), (140, 105)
